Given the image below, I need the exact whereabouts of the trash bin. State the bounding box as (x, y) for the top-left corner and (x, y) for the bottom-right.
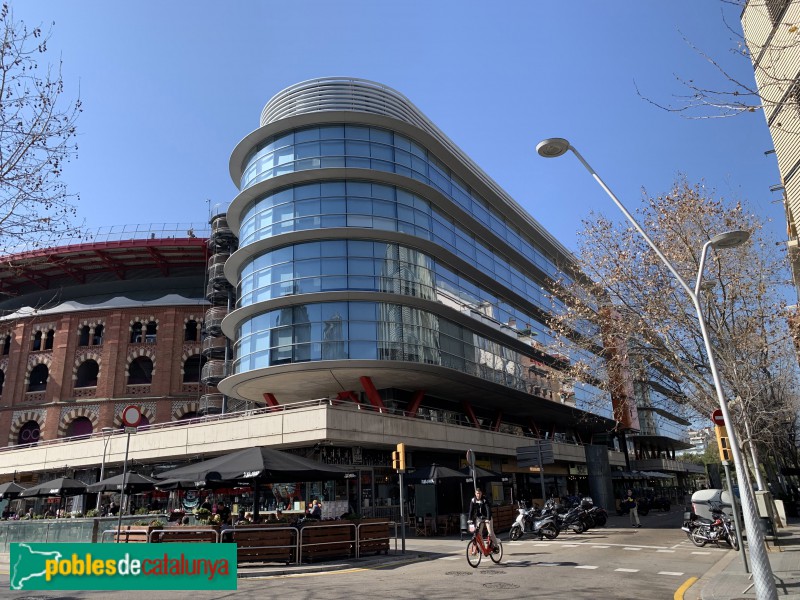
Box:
(460, 513), (469, 541)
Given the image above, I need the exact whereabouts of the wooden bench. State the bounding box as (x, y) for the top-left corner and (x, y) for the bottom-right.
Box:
(222, 525), (297, 564)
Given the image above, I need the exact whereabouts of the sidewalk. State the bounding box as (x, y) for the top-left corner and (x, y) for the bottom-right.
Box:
(688, 522), (800, 600)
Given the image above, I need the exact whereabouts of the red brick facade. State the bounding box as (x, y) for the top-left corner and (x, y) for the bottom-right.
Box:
(0, 305), (210, 447)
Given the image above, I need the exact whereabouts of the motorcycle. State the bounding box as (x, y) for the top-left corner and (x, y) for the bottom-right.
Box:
(508, 501), (560, 541)
(681, 503), (739, 550)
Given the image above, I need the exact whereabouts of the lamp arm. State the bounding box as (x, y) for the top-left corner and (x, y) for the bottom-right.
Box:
(566, 145), (696, 300)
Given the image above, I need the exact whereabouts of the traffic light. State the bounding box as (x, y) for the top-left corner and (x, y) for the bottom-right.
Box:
(392, 450), (400, 470)
(397, 443), (406, 471)
(715, 425), (732, 461)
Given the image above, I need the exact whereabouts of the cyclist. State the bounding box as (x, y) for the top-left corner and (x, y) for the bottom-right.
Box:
(468, 488), (499, 552)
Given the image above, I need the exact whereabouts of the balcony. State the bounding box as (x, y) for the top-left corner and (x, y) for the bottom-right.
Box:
(201, 335), (228, 358)
(205, 307), (228, 336)
(201, 360), (231, 386)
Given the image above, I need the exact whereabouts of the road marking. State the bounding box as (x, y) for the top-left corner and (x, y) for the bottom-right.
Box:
(623, 547), (642, 551)
(659, 571), (684, 576)
(657, 549), (676, 553)
(575, 565), (599, 569)
(615, 568), (639, 573)
(441, 556), (459, 560)
(591, 545), (610, 548)
(691, 551), (711, 555)
(675, 576), (698, 600)
(561, 544), (579, 547)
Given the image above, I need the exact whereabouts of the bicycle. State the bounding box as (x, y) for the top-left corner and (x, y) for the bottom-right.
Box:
(466, 519), (503, 567)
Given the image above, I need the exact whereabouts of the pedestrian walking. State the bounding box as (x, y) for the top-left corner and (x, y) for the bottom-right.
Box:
(623, 489), (641, 528)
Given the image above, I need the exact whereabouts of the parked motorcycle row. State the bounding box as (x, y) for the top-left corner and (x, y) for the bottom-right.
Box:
(508, 497), (609, 541)
(681, 501), (739, 551)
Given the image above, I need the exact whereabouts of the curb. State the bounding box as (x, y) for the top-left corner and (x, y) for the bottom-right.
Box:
(236, 552), (433, 578)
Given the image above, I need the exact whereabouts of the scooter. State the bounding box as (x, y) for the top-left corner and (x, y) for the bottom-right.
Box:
(508, 502), (560, 541)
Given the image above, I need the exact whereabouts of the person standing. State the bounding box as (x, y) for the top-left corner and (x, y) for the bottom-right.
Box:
(468, 489), (499, 550)
(623, 489), (641, 528)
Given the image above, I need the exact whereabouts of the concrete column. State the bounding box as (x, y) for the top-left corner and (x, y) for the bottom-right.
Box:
(585, 444), (615, 510)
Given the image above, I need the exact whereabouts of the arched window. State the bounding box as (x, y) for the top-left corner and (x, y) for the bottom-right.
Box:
(44, 329), (54, 350)
(2, 334), (10, 355)
(78, 325), (90, 346)
(128, 356), (153, 385)
(32, 331), (42, 352)
(182, 355), (206, 383)
(145, 321), (158, 343)
(28, 364), (48, 391)
(0, 369), (5, 395)
(18, 421), (40, 445)
(130, 322), (143, 343)
(75, 360), (99, 388)
(178, 411), (198, 421)
(93, 324), (104, 346)
(138, 414), (150, 427)
(65, 416), (93, 439)
(185, 320), (199, 342)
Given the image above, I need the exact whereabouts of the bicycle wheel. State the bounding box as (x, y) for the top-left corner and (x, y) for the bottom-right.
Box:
(489, 540), (503, 563)
(466, 539), (482, 568)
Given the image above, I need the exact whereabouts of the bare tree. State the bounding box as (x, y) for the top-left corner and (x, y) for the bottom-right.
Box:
(549, 177), (800, 479)
(0, 2), (81, 254)
(636, 0), (800, 127)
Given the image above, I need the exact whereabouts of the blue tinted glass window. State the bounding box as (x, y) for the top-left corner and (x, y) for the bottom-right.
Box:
(320, 125), (344, 139)
(345, 125), (370, 140)
(369, 128), (392, 144)
(295, 128), (320, 143)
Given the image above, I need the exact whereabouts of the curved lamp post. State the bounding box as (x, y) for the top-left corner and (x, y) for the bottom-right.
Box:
(95, 427), (114, 512)
(536, 138), (776, 600)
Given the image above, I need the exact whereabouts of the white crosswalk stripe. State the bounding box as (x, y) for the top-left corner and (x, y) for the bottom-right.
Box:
(615, 568), (639, 573)
(658, 571), (685, 576)
(575, 565), (599, 569)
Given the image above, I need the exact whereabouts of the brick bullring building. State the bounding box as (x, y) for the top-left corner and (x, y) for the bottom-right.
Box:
(0, 225), (218, 454)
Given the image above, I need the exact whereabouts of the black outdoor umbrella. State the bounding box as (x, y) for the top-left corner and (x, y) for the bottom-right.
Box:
(155, 447), (354, 521)
(405, 464), (469, 485)
(86, 472), (158, 494)
(0, 481), (27, 500)
(155, 446), (354, 484)
(458, 465), (506, 483)
(19, 477), (88, 498)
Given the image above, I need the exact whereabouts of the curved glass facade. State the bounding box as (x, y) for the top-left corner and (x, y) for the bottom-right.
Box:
(239, 239), (559, 344)
(239, 180), (565, 324)
(235, 300), (539, 392)
(240, 124), (564, 282)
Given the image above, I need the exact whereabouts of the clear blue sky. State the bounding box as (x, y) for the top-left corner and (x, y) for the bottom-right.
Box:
(10, 0), (785, 251)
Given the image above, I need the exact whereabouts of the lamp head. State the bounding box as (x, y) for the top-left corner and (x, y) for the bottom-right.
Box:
(709, 230), (750, 249)
(101, 427), (113, 435)
(536, 138), (571, 158)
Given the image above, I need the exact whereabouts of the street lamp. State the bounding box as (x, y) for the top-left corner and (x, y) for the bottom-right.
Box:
(536, 138), (777, 600)
(96, 427), (114, 512)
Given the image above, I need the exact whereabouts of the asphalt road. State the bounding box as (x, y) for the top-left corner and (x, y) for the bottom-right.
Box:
(0, 508), (736, 600)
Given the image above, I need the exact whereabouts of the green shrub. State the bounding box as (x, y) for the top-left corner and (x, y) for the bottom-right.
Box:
(85, 509), (99, 517)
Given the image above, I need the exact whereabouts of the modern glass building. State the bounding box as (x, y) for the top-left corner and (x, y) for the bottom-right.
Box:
(220, 78), (612, 425)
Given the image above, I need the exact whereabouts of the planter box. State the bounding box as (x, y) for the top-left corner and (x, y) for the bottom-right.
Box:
(113, 525), (155, 543)
(154, 526), (219, 543)
(300, 522), (354, 563)
(355, 518), (390, 556)
(492, 505), (516, 533)
(224, 524), (296, 564)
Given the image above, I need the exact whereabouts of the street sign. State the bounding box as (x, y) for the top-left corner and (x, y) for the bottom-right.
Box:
(711, 408), (725, 427)
(466, 449), (476, 469)
(121, 405), (142, 428)
(124, 426), (137, 434)
(516, 441), (554, 467)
